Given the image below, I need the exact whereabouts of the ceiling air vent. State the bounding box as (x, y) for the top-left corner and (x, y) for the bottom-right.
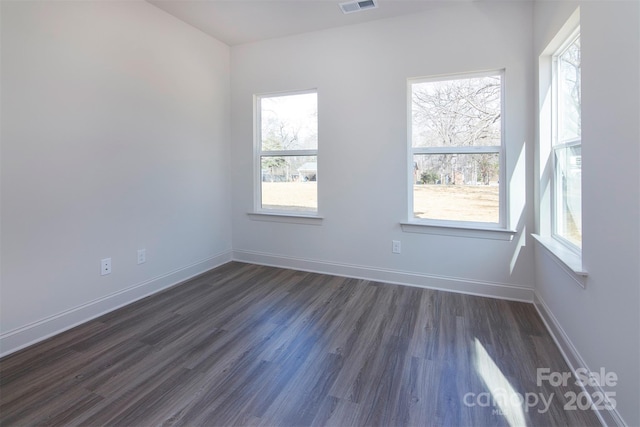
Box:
(339, 0), (378, 14)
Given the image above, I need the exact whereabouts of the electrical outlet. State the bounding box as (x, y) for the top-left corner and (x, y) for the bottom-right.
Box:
(392, 240), (401, 254)
(101, 258), (112, 275)
(137, 249), (146, 265)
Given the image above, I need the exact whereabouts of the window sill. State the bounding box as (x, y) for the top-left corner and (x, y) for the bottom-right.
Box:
(532, 234), (587, 288)
(400, 221), (516, 241)
(247, 212), (324, 225)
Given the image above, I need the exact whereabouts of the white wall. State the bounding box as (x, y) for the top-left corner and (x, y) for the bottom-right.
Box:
(533, 2), (640, 426)
(0, 0), (232, 354)
(231, 2), (535, 300)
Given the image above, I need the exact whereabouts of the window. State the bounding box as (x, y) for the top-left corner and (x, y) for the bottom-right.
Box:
(553, 31), (581, 250)
(532, 8), (588, 280)
(533, 9), (584, 281)
(409, 71), (505, 227)
(255, 90), (318, 215)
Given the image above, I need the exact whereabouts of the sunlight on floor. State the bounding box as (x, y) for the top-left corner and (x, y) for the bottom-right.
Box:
(474, 338), (527, 427)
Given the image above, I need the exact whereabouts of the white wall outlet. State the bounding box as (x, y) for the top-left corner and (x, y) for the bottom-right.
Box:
(137, 249), (146, 265)
(101, 258), (112, 275)
(392, 240), (401, 254)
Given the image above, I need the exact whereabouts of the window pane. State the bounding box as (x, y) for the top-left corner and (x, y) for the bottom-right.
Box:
(412, 75), (501, 148)
(261, 92), (318, 151)
(558, 36), (581, 143)
(413, 153), (500, 223)
(554, 145), (582, 248)
(261, 156), (317, 212)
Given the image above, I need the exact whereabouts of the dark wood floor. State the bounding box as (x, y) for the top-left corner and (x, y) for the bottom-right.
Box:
(1, 262), (600, 426)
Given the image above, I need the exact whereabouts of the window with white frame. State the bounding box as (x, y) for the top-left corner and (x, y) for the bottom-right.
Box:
(553, 31), (581, 250)
(255, 90), (318, 214)
(409, 71), (505, 227)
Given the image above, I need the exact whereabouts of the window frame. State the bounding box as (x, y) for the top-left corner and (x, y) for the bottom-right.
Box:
(551, 28), (582, 254)
(406, 69), (508, 231)
(253, 89), (320, 218)
(533, 7), (585, 284)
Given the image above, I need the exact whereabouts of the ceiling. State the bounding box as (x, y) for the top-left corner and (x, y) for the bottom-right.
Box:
(147, 0), (453, 46)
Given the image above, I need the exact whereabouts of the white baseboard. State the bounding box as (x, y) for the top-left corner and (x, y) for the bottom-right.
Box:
(233, 249), (534, 302)
(534, 293), (627, 427)
(0, 250), (233, 358)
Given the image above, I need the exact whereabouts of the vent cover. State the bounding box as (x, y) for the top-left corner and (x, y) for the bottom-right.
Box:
(339, 0), (378, 14)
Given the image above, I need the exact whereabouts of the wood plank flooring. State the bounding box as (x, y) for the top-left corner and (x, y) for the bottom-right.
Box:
(0, 262), (601, 426)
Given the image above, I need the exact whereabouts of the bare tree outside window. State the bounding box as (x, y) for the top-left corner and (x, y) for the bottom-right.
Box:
(554, 34), (581, 248)
(558, 37), (581, 142)
(410, 72), (503, 224)
(257, 92), (318, 213)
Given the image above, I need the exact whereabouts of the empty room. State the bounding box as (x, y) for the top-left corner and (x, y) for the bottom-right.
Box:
(1, 0), (638, 426)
